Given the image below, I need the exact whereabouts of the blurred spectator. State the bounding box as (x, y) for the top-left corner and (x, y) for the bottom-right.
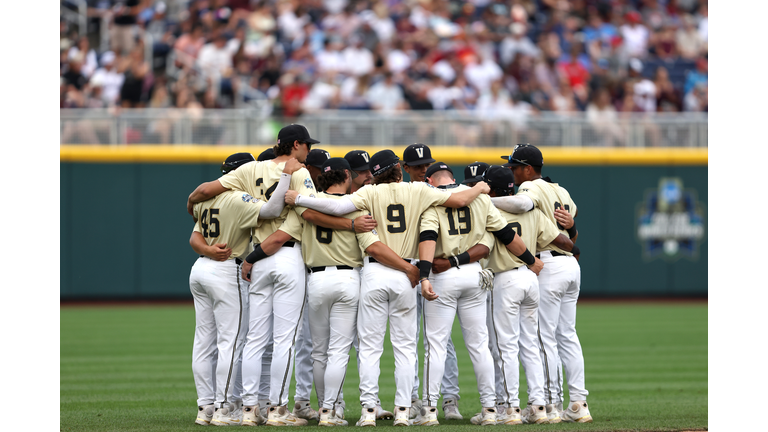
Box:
(279, 73), (309, 117)
(683, 56), (707, 95)
(499, 22), (539, 67)
(558, 43), (591, 103)
(586, 87), (623, 146)
(684, 82), (707, 112)
(620, 11), (650, 58)
(630, 58), (657, 113)
(676, 14), (704, 60)
(62, 56), (88, 91)
(111, 0), (145, 55)
(339, 74), (372, 109)
(365, 72), (406, 111)
(316, 38), (345, 74)
(120, 47), (154, 108)
(464, 51), (503, 93)
(197, 32), (234, 81)
(653, 66), (681, 112)
(386, 40), (413, 76)
(651, 23), (678, 61)
(696, 3), (708, 42)
(68, 37), (98, 78)
(550, 78), (578, 113)
(90, 51), (125, 106)
(342, 35), (374, 77)
(302, 72), (340, 112)
(174, 23), (207, 68)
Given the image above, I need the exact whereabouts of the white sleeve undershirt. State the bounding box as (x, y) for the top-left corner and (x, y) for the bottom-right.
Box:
(490, 194), (535, 213)
(258, 173), (291, 218)
(294, 194), (358, 215)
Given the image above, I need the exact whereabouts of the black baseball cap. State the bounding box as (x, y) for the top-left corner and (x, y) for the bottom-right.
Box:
(344, 150), (371, 171)
(484, 165), (516, 192)
(462, 162), (490, 184)
(277, 124), (320, 146)
(306, 148), (331, 168)
(403, 143), (436, 166)
(257, 147), (276, 161)
(221, 152), (255, 174)
(369, 149), (400, 177)
(501, 143), (543, 168)
(425, 161), (453, 179)
(321, 157), (358, 178)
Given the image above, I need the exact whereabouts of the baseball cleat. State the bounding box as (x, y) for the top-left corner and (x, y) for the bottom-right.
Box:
(394, 406), (410, 426)
(562, 401), (592, 423)
(409, 399), (422, 420)
(211, 402), (244, 426)
(546, 404), (562, 423)
(267, 405), (309, 426)
(521, 404), (547, 424)
(242, 405), (267, 427)
(495, 407), (522, 425)
(468, 407), (496, 426)
(196, 404), (215, 425)
(293, 400), (319, 421)
(441, 398), (463, 420)
(334, 401), (346, 420)
(319, 408), (349, 427)
(355, 407), (376, 427)
(375, 405), (393, 420)
(411, 407), (439, 426)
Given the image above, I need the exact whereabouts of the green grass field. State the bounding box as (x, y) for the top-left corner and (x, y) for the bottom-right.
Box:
(61, 302), (707, 431)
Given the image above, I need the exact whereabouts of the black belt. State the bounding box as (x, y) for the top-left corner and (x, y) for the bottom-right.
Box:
(309, 265), (354, 273)
(367, 257), (412, 265)
(536, 251), (566, 258)
(199, 255), (243, 265)
(253, 241), (295, 250)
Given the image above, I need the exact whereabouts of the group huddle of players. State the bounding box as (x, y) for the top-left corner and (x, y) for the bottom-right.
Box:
(186, 124), (592, 427)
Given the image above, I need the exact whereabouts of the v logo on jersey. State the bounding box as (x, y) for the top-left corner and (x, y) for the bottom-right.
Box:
(470, 166), (478, 176)
(415, 148), (424, 158)
(362, 153), (369, 162)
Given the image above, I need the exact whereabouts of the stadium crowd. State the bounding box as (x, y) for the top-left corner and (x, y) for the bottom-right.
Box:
(60, 0), (708, 117)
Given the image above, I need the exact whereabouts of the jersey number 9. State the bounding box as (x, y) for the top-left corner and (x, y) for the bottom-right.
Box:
(387, 204), (406, 233)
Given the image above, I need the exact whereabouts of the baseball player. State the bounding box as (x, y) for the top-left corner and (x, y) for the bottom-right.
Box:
(402, 143), (463, 421)
(474, 165), (578, 425)
(413, 163), (543, 426)
(284, 149), (489, 427)
(344, 150), (374, 193)
(185, 124), (345, 427)
(493, 144), (590, 423)
(462, 162), (490, 187)
(305, 148), (332, 189)
(258, 147), (276, 161)
(189, 152), (301, 426)
(244, 157), (421, 426)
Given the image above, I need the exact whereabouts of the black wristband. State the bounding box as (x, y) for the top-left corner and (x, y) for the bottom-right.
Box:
(246, 245), (269, 264)
(566, 222), (577, 238)
(571, 245), (581, 256)
(517, 249), (536, 266)
(418, 260), (432, 279)
(449, 256), (460, 268)
(457, 251), (470, 266)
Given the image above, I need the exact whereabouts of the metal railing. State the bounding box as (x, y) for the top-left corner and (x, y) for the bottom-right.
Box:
(60, 0), (88, 38)
(60, 109), (708, 147)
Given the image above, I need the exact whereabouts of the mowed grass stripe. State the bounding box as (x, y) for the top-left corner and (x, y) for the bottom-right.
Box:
(61, 303), (706, 431)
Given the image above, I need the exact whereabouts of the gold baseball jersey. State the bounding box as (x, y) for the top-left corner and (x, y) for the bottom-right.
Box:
(486, 208), (561, 274)
(278, 192), (380, 268)
(419, 185), (508, 259)
(218, 160), (317, 244)
(348, 182), (451, 259)
(515, 178), (577, 256)
(193, 190), (266, 260)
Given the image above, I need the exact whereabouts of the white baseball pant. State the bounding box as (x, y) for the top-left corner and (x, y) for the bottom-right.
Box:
(489, 266), (546, 407)
(422, 263), (495, 408)
(414, 291), (461, 402)
(293, 296), (314, 402)
(536, 252), (588, 404)
(358, 258), (418, 409)
(241, 243), (307, 407)
(190, 257), (249, 407)
(307, 266), (360, 409)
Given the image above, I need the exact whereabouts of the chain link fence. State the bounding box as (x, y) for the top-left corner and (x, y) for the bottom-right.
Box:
(61, 109), (707, 147)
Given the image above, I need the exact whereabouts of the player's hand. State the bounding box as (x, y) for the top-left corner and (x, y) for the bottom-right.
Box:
(354, 215), (377, 232)
(474, 181), (490, 194)
(283, 157), (304, 175)
(241, 261), (253, 282)
(208, 243), (232, 261)
(554, 208), (574, 229)
(479, 269), (495, 291)
(285, 190), (299, 206)
(432, 258), (451, 274)
(528, 257), (544, 276)
(405, 264), (419, 288)
(421, 280), (438, 301)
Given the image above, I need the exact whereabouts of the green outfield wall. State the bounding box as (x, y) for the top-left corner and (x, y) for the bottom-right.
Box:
(60, 146), (707, 299)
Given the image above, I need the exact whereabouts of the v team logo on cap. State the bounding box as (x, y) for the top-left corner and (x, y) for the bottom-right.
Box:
(470, 166), (478, 176)
(362, 153), (369, 162)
